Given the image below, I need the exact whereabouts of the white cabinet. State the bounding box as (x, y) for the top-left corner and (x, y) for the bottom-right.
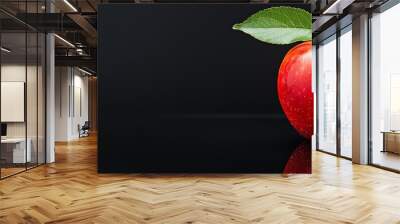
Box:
(1, 138), (32, 163)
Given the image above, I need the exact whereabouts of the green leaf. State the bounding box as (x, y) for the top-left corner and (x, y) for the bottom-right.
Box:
(232, 6), (312, 45)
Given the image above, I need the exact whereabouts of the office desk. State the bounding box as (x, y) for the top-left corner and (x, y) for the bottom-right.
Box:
(382, 131), (400, 154)
(1, 138), (32, 163)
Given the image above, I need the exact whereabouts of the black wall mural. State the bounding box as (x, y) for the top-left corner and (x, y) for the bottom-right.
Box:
(98, 3), (311, 173)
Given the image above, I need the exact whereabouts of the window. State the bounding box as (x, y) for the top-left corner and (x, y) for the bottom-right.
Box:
(317, 35), (337, 154)
(370, 3), (400, 171)
(316, 26), (353, 158)
(339, 27), (352, 158)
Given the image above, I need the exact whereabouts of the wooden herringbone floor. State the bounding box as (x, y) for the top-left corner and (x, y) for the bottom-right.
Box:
(1, 135), (400, 224)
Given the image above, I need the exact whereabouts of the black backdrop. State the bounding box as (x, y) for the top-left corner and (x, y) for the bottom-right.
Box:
(98, 3), (309, 173)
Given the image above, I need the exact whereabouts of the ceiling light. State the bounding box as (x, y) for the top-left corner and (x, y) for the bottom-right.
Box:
(323, 0), (344, 15)
(1, 47), (11, 53)
(322, 0), (356, 15)
(63, 0), (78, 12)
(54, 34), (75, 48)
(78, 67), (93, 76)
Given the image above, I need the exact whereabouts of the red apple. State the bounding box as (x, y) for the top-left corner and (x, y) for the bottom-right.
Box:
(283, 142), (311, 174)
(278, 41), (313, 139)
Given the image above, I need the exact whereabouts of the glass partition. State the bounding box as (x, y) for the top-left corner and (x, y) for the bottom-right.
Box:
(0, 1), (46, 179)
(317, 35), (337, 154)
(0, 31), (28, 178)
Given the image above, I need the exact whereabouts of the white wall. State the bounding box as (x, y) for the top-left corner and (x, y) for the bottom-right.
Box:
(72, 73), (89, 138)
(55, 67), (89, 141)
(1, 65), (40, 137)
(1, 63), (46, 164)
(1, 65), (28, 140)
(55, 66), (70, 141)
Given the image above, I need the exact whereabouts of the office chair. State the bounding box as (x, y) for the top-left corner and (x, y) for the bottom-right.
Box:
(79, 121), (90, 138)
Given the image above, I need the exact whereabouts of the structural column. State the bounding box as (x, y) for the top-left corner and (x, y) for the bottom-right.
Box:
(46, 0), (55, 163)
(312, 44), (317, 151)
(352, 14), (369, 164)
